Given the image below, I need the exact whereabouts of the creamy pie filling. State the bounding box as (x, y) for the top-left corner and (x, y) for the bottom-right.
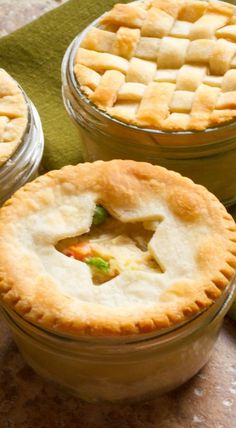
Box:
(57, 206), (161, 285)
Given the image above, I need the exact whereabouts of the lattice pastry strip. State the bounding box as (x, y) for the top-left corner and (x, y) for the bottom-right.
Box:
(209, 39), (236, 75)
(0, 69), (28, 166)
(162, 113), (190, 131)
(75, 48), (129, 74)
(170, 91), (195, 113)
(141, 7), (175, 37)
(0, 116), (9, 136)
(113, 27), (141, 59)
(117, 82), (146, 101)
(126, 57), (157, 84)
(150, 0), (184, 18)
(74, 0), (236, 131)
(80, 28), (236, 75)
(222, 70), (236, 92)
(81, 28), (161, 62)
(0, 70), (20, 97)
(170, 20), (192, 38)
(230, 55), (236, 69)
(0, 117), (27, 144)
(81, 27), (141, 60)
(178, 1), (208, 22)
(231, 16), (236, 24)
(136, 82), (176, 127)
(186, 40), (215, 64)
(158, 37), (190, 68)
(135, 37), (161, 61)
(155, 70), (178, 83)
(107, 82), (236, 131)
(217, 91), (236, 109)
(189, 2), (234, 40)
(176, 65), (207, 91)
(90, 70), (125, 108)
(107, 102), (140, 124)
(189, 84), (221, 129)
(116, 81), (224, 130)
(80, 28), (116, 53)
(101, 3), (148, 29)
(74, 64), (101, 92)
(217, 25), (236, 42)
(203, 75), (223, 87)
(0, 94), (26, 118)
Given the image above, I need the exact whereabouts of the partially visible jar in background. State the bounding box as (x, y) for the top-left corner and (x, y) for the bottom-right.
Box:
(0, 69), (44, 206)
(62, 0), (236, 207)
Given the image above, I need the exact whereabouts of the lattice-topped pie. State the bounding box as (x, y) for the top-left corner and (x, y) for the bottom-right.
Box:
(0, 160), (236, 336)
(74, 0), (236, 131)
(0, 69), (28, 166)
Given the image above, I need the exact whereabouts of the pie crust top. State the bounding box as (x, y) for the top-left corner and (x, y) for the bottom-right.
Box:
(0, 160), (236, 336)
(74, 0), (236, 132)
(0, 69), (28, 167)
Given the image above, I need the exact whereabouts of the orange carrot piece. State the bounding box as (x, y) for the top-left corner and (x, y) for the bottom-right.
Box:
(64, 242), (92, 261)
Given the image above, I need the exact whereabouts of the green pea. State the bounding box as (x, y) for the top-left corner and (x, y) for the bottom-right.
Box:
(85, 257), (110, 273)
(92, 205), (108, 226)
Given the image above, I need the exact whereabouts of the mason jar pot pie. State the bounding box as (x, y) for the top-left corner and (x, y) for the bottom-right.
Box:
(0, 69), (44, 205)
(62, 0), (236, 206)
(0, 160), (236, 402)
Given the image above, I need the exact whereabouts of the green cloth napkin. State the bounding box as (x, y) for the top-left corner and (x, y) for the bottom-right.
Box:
(0, 0), (126, 170)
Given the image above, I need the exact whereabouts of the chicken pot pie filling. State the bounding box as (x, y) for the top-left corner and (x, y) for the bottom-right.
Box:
(0, 69), (28, 166)
(57, 209), (161, 285)
(74, 0), (236, 131)
(0, 160), (236, 335)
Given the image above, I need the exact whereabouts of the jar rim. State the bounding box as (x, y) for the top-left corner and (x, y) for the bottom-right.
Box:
(1, 275), (235, 351)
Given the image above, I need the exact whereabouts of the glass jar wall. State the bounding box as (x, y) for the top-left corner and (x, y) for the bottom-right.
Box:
(0, 91), (44, 206)
(0, 279), (235, 403)
(62, 24), (236, 207)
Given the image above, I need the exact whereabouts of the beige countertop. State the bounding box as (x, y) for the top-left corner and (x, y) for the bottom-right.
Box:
(0, 0), (68, 37)
(0, 1), (236, 427)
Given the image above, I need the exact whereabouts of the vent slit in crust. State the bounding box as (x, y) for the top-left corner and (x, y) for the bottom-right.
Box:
(56, 211), (163, 285)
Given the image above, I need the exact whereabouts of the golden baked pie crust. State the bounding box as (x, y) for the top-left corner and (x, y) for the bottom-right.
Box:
(74, 0), (236, 132)
(0, 69), (28, 166)
(0, 160), (235, 336)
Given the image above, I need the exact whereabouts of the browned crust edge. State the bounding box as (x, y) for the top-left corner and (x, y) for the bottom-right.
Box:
(0, 160), (235, 336)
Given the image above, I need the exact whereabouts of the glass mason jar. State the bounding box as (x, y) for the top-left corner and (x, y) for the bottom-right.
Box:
(0, 90), (44, 206)
(0, 278), (235, 403)
(62, 15), (236, 207)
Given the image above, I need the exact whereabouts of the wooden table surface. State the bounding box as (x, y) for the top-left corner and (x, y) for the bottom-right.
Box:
(0, 1), (235, 427)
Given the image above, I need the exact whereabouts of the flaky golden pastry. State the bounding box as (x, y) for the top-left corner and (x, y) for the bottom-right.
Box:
(0, 69), (28, 166)
(0, 160), (235, 336)
(74, 0), (236, 131)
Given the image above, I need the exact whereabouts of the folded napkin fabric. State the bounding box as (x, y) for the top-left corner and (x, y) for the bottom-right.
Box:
(0, 0), (124, 170)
